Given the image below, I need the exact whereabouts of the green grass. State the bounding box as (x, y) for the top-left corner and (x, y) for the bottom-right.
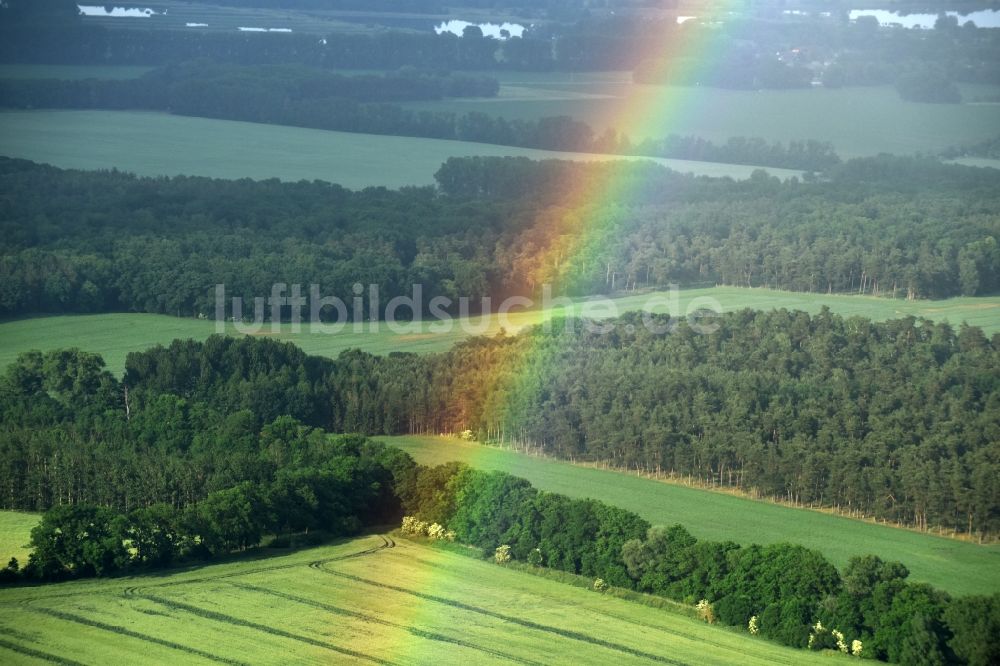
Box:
(407, 75), (1000, 158)
(383, 435), (1000, 597)
(1, 287), (997, 377)
(0, 533), (844, 665)
(0, 110), (800, 187)
(0, 512), (38, 566)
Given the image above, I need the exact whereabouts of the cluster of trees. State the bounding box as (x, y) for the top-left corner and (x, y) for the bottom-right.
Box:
(1, 337), (997, 662)
(0, 67), (836, 170)
(1, 156), (997, 322)
(0, 345), (409, 580)
(401, 461), (998, 663)
(942, 135), (1000, 160)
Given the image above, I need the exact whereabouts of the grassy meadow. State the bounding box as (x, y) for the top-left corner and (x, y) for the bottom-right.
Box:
(0, 512), (38, 566)
(0, 532), (843, 665)
(407, 74), (1000, 158)
(0, 110), (800, 188)
(384, 435), (1000, 598)
(1, 288), (997, 377)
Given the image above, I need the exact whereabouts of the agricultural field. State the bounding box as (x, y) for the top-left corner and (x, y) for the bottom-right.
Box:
(0, 110), (800, 186)
(0, 532), (842, 665)
(384, 435), (1000, 598)
(1, 288), (998, 377)
(0, 512), (38, 566)
(406, 75), (1000, 158)
(0, 65), (154, 80)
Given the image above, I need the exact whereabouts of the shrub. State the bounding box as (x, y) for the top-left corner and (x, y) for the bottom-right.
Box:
(594, 578), (609, 593)
(749, 615), (760, 635)
(494, 544), (512, 565)
(527, 548), (543, 567)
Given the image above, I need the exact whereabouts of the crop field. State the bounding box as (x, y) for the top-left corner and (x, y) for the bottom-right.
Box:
(0, 512), (38, 566)
(384, 435), (1000, 598)
(2, 288), (998, 377)
(407, 74), (1000, 158)
(0, 532), (843, 665)
(0, 110), (800, 186)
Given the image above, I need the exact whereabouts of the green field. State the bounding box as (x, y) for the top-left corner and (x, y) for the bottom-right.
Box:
(384, 435), (1000, 597)
(406, 74), (1000, 158)
(0, 110), (800, 188)
(1, 287), (997, 377)
(0, 532), (842, 665)
(0, 512), (38, 566)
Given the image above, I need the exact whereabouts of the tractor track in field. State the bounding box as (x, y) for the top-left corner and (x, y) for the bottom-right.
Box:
(130, 592), (395, 665)
(309, 560), (691, 666)
(95, 536), (399, 665)
(119, 534), (392, 598)
(21, 607), (246, 665)
(0, 637), (87, 666)
(229, 580), (544, 666)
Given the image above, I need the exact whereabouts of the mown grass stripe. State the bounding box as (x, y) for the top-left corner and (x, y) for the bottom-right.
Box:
(138, 593), (395, 665)
(230, 581), (544, 666)
(310, 563), (689, 666)
(26, 607), (246, 666)
(0, 637), (87, 666)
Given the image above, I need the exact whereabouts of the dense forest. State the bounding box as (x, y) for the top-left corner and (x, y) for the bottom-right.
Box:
(1, 338), (997, 664)
(0, 65), (839, 170)
(4, 308), (997, 541)
(0, 156), (997, 321)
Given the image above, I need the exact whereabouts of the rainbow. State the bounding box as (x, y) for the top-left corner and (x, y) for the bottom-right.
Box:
(332, 7), (749, 658)
(467, 4), (746, 446)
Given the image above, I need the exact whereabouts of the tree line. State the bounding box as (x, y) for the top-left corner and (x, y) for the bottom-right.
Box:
(0, 66), (838, 170)
(402, 461), (998, 665)
(1, 340), (996, 663)
(3, 3), (997, 91)
(0, 155), (996, 322)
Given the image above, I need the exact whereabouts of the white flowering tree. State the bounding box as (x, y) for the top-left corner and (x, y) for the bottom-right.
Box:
(696, 599), (715, 624)
(494, 544), (512, 565)
(401, 516), (429, 536)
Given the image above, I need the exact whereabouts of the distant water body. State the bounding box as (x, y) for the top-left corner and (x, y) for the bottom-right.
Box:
(849, 9), (1000, 29)
(434, 20), (526, 40)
